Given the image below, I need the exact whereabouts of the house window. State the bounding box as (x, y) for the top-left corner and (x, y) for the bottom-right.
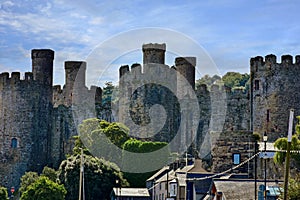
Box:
(254, 80), (259, 90)
(11, 138), (18, 148)
(232, 153), (241, 165)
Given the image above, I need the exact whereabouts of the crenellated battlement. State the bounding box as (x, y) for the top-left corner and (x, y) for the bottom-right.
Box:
(0, 71), (36, 88)
(31, 49), (54, 59)
(119, 44), (196, 93)
(119, 65), (130, 78)
(250, 54), (300, 73)
(142, 43), (166, 64)
(142, 43), (166, 51)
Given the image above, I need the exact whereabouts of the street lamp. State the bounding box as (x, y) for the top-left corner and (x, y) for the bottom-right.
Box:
(116, 180), (119, 200)
(263, 132), (268, 200)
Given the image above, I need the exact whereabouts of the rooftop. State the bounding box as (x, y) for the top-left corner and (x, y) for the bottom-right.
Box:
(112, 188), (150, 197)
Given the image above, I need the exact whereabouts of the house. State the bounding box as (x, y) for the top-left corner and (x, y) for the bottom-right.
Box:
(111, 188), (150, 200)
(149, 159), (217, 200)
(210, 178), (282, 200)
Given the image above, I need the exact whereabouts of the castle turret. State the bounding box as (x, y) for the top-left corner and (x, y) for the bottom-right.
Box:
(119, 65), (129, 79)
(63, 61), (87, 106)
(250, 54), (300, 141)
(32, 49), (54, 86)
(30, 49), (54, 171)
(175, 57), (196, 89)
(142, 43), (166, 64)
(65, 61), (86, 89)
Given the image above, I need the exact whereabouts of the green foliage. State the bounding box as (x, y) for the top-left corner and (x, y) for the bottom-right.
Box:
(0, 186), (8, 200)
(279, 175), (300, 200)
(252, 132), (261, 142)
(196, 74), (221, 89)
(122, 138), (168, 187)
(101, 121), (130, 148)
(274, 136), (300, 165)
(102, 81), (118, 106)
(58, 154), (128, 200)
(195, 73), (250, 91)
(41, 166), (58, 182)
(79, 118), (130, 150)
(123, 138), (167, 153)
(222, 72), (249, 89)
(19, 171), (39, 194)
(274, 116), (300, 165)
(123, 171), (156, 188)
(20, 176), (66, 200)
(72, 135), (93, 156)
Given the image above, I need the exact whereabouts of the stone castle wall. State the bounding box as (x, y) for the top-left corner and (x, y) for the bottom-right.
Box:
(1, 43), (299, 189)
(250, 54), (300, 141)
(0, 49), (102, 189)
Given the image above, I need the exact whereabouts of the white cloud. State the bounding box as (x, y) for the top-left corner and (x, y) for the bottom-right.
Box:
(0, 1), (14, 9)
(70, 12), (87, 19)
(88, 17), (104, 25)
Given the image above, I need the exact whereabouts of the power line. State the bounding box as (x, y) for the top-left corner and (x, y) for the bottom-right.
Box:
(186, 152), (260, 181)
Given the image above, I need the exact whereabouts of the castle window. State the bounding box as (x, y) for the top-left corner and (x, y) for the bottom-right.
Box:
(11, 138), (18, 148)
(232, 153), (240, 165)
(267, 109), (270, 122)
(254, 80), (259, 90)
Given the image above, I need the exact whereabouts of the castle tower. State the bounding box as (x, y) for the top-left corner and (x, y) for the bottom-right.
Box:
(119, 65), (129, 79)
(142, 43), (166, 64)
(32, 49), (54, 86)
(250, 54), (300, 141)
(30, 49), (55, 171)
(65, 61), (86, 89)
(64, 61), (87, 106)
(175, 57), (196, 90)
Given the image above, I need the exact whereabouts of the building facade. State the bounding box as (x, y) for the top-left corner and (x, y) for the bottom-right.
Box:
(0, 43), (298, 190)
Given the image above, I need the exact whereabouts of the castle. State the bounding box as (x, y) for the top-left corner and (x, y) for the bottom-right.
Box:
(1, 43), (299, 189)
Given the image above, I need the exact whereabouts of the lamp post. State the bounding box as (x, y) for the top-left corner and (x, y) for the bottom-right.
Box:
(263, 132), (268, 200)
(116, 179), (119, 199)
(254, 139), (258, 200)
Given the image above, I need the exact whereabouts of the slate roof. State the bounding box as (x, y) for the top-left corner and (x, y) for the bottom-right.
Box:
(112, 188), (150, 197)
(146, 166), (170, 182)
(214, 180), (256, 199)
(213, 179), (281, 200)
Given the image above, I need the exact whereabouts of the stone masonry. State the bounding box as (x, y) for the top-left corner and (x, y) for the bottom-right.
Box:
(0, 43), (299, 189)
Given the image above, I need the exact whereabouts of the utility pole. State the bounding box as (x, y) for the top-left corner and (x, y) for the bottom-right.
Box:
(254, 140), (257, 200)
(79, 148), (84, 200)
(263, 132), (268, 200)
(283, 109), (294, 200)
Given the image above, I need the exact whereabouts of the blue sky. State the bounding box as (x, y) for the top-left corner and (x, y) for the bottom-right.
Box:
(1, 0), (300, 87)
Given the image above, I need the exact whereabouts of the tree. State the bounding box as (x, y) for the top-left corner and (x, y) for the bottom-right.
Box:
(0, 186), (8, 200)
(274, 116), (300, 165)
(58, 154), (128, 200)
(273, 136), (300, 165)
(102, 81), (118, 106)
(20, 176), (66, 200)
(279, 175), (300, 200)
(19, 171), (39, 194)
(195, 74), (221, 89)
(41, 166), (58, 182)
(222, 72), (249, 89)
(78, 118), (130, 159)
(122, 138), (168, 187)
